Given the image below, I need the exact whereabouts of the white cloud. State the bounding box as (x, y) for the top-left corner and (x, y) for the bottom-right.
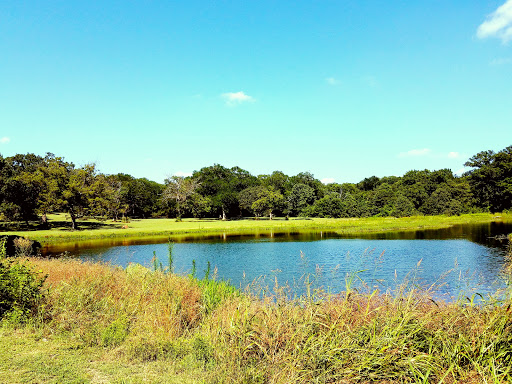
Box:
(490, 57), (512, 65)
(448, 151), (461, 159)
(0, 137), (10, 144)
(477, 0), (512, 43)
(174, 171), (192, 177)
(221, 91), (255, 106)
(325, 77), (339, 86)
(398, 148), (431, 158)
(321, 177), (336, 184)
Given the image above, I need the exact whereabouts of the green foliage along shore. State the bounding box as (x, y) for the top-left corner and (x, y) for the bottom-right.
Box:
(1, 146), (511, 227)
(1, 255), (512, 383)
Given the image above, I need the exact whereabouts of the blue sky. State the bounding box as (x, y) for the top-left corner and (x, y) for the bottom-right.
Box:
(1, 1), (511, 184)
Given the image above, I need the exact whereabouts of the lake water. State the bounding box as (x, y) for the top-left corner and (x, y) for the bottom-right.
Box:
(43, 221), (512, 300)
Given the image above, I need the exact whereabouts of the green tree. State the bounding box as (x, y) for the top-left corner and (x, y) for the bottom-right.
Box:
(194, 164), (257, 219)
(162, 176), (200, 219)
(239, 186), (268, 217)
(258, 171), (290, 195)
(251, 187), (284, 219)
(465, 146), (512, 212)
(61, 164), (109, 230)
(287, 183), (315, 216)
(303, 194), (344, 218)
(186, 193), (212, 218)
(391, 193), (416, 217)
(0, 154), (45, 224)
(371, 183), (395, 216)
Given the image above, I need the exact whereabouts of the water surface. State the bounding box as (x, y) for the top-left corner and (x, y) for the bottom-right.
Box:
(43, 221), (512, 300)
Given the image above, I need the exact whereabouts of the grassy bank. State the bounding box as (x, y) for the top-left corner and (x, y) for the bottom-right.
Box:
(1, 212), (510, 245)
(2, 257), (512, 383)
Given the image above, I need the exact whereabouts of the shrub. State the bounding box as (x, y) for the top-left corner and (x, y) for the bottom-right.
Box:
(0, 238), (46, 322)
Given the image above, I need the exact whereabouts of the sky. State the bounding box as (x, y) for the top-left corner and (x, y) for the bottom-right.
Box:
(1, 1), (511, 184)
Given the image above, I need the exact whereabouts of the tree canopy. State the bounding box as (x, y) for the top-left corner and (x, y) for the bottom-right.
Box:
(1, 145), (510, 225)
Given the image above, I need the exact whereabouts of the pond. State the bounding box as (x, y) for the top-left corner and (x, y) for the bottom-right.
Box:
(42, 221), (512, 300)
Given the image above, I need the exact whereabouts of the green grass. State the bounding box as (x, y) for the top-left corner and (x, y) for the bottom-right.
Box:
(1, 212), (510, 245)
(0, 328), (207, 384)
(1, 256), (512, 383)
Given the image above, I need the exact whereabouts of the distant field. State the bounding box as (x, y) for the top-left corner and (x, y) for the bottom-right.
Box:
(1, 212), (510, 245)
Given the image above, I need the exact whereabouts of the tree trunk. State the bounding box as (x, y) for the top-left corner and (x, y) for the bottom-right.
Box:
(69, 210), (78, 230)
(41, 213), (49, 229)
(269, 210), (273, 220)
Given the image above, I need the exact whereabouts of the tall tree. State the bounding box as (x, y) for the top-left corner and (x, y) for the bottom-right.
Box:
(162, 176), (200, 219)
(287, 183), (315, 216)
(251, 187), (284, 220)
(465, 146), (512, 212)
(194, 164), (257, 219)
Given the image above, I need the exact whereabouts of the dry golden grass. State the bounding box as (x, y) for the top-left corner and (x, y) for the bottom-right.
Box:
(3, 256), (512, 383)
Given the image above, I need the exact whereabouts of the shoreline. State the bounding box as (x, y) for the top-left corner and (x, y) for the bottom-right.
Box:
(1, 213), (511, 246)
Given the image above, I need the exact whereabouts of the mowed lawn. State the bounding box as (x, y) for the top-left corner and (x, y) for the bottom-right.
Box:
(1, 212), (510, 245)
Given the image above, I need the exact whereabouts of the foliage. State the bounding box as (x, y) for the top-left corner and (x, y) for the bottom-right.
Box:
(1, 145), (511, 224)
(251, 187), (284, 219)
(162, 176), (201, 219)
(303, 194), (345, 218)
(0, 238), (46, 322)
(465, 145), (512, 212)
(287, 183), (315, 216)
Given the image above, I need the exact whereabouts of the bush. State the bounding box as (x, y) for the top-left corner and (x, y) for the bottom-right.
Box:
(0, 238), (46, 322)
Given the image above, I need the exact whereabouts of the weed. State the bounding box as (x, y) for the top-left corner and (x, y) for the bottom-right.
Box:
(3, 255), (512, 383)
(101, 316), (130, 347)
(0, 240), (46, 323)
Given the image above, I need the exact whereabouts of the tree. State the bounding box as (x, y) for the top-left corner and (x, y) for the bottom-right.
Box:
(239, 186), (268, 217)
(391, 193), (416, 217)
(303, 194), (344, 218)
(186, 193), (212, 218)
(287, 183), (315, 216)
(259, 171), (290, 195)
(162, 176), (200, 219)
(371, 183), (395, 216)
(465, 146), (512, 212)
(0, 154), (45, 224)
(34, 154), (74, 227)
(358, 176), (380, 191)
(290, 172), (324, 199)
(61, 164), (110, 230)
(251, 187), (284, 219)
(194, 164), (257, 219)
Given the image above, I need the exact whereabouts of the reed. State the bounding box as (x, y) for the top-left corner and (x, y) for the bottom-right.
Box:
(1, 256), (512, 383)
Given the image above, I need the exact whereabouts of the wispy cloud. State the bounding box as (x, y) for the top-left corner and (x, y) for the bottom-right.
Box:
(490, 57), (512, 65)
(398, 148), (431, 158)
(321, 177), (335, 184)
(455, 167), (469, 176)
(0, 137), (10, 144)
(325, 77), (340, 86)
(477, 0), (512, 43)
(362, 75), (379, 88)
(174, 171), (193, 177)
(221, 91), (255, 106)
(447, 151), (461, 159)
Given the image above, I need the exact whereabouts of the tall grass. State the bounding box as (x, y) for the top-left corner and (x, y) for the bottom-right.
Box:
(4, 255), (512, 383)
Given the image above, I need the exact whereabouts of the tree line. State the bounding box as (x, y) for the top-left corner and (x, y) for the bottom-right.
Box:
(0, 146), (511, 227)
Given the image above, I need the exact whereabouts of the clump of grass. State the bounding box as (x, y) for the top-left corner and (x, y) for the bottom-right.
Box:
(4, 256), (512, 383)
(13, 237), (35, 257)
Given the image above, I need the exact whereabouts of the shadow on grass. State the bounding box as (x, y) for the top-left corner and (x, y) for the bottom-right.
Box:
(0, 219), (117, 232)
